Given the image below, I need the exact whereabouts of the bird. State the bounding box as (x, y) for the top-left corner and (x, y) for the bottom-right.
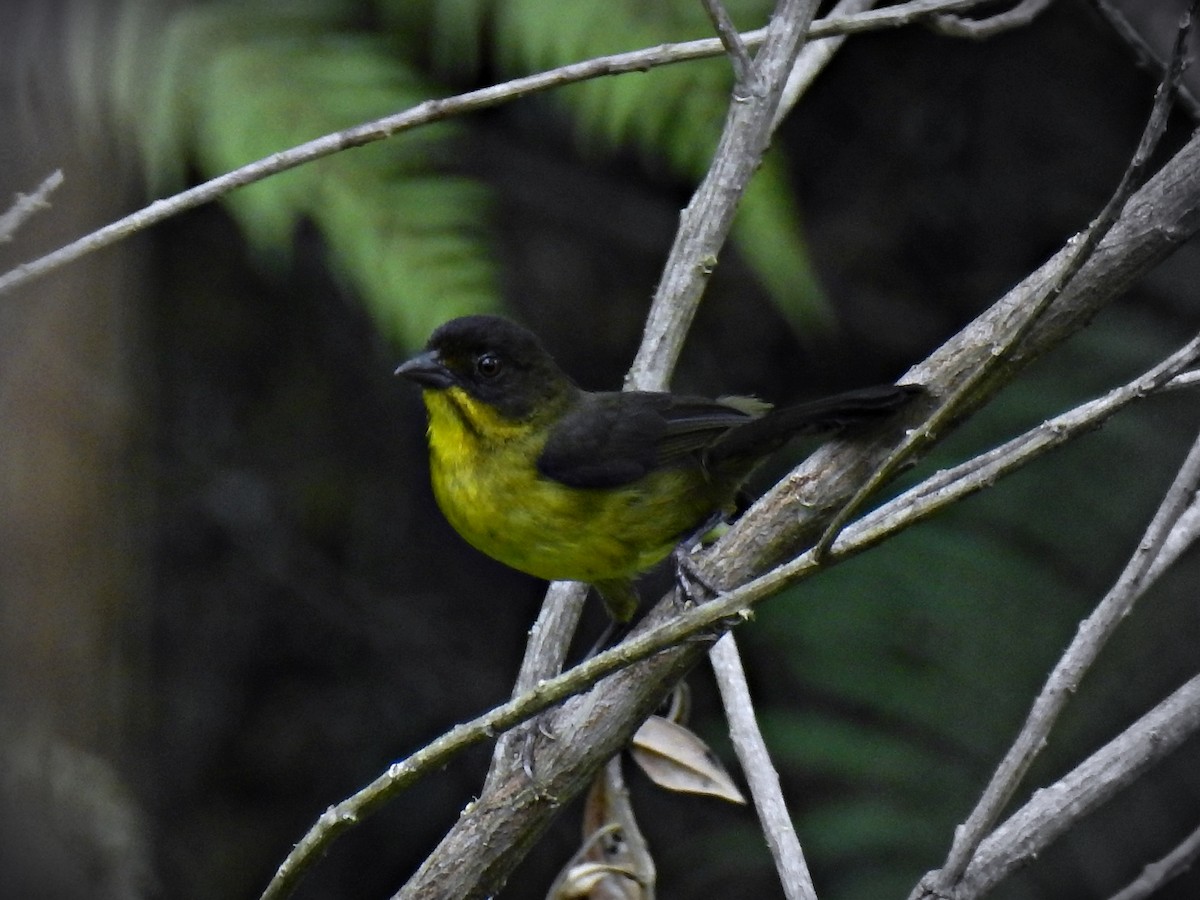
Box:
(397, 315), (921, 621)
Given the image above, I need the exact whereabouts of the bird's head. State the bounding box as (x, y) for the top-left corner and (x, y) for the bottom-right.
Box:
(396, 315), (577, 422)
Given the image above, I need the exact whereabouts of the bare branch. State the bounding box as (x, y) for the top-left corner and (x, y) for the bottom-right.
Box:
(1090, 0), (1200, 118)
(813, 0), (1190, 560)
(0, 171), (64, 244)
(824, 0), (993, 34)
(931, 0), (1054, 39)
(701, 0), (755, 84)
(405, 2), (829, 894)
(952, 673), (1200, 898)
(259, 320), (1200, 900)
(914, 422), (1200, 897)
(702, 15), (1200, 600)
(855, 335), (1200, 544)
(0, 0), (995, 299)
(1145, 495), (1200, 585)
(710, 635), (816, 900)
(484, 581), (589, 792)
(1108, 821), (1200, 900)
(267, 107), (1200, 896)
(914, 9), (1200, 890)
(774, 0), (879, 128)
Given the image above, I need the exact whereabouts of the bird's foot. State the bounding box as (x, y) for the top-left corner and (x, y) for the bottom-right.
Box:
(672, 544), (722, 608)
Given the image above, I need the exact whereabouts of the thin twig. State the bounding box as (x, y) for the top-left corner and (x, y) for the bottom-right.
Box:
(953, 673), (1200, 898)
(914, 425), (1200, 898)
(1089, 0), (1200, 118)
(483, 581), (588, 792)
(0, 0), (994, 299)
(931, 0), (1053, 39)
(851, 335), (1200, 549)
(259, 328), (1199, 900)
(774, 0), (879, 129)
(481, 0), (994, 801)
(811, 0), (1195, 561)
(477, 0), (827, 888)
(627, 0), (824, 392)
(915, 7), (1200, 890)
(1145, 495), (1200, 585)
(1108, 821), (1200, 900)
(0, 171), (64, 244)
(710, 634), (816, 900)
(701, 0), (755, 84)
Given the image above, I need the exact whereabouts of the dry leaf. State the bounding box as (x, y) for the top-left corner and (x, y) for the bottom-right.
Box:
(630, 715), (746, 804)
(548, 759), (655, 899)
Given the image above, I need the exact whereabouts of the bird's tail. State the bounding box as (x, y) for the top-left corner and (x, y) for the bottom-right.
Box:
(707, 383), (923, 464)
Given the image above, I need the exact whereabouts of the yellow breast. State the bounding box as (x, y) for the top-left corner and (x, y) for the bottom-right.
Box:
(421, 387), (714, 584)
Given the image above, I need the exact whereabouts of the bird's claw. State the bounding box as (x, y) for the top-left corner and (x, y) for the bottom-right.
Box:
(672, 545), (721, 607)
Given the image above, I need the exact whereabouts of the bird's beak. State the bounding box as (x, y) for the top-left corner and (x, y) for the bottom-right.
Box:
(395, 350), (454, 389)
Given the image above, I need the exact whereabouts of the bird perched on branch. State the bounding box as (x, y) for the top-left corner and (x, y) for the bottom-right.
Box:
(397, 315), (921, 621)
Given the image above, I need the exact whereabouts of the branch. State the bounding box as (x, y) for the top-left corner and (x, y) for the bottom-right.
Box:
(259, 322), (1200, 900)
(913, 422), (1200, 897)
(0, 0), (996, 299)
(483, 581), (589, 794)
(852, 334), (1200, 549)
(1090, 0), (1200, 119)
(710, 635), (816, 900)
(812, 0), (1190, 560)
(954, 673), (1200, 897)
(931, 0), (1053, 39)
(1145, 488), (1200, 585)
(912, 9), (1200, 891)
(702, 0), (755, 85)
(264, 83), (1200, 896)
(701, 70), (1200, 596)
(1108, 821), (1200, 900)
(0, 171), (64, 244)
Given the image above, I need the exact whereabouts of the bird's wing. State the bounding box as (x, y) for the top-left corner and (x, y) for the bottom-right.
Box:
(536, 392), (764, 489)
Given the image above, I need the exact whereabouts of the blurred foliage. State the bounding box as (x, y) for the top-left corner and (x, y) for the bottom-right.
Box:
(108, 0), (824, 349)
(114, 0), (496, 346)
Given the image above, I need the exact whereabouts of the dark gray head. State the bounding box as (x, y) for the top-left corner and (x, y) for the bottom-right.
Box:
(395, 315), (577, 421)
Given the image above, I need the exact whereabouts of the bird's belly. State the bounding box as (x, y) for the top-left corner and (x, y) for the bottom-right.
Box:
(430, 448), (713, 584)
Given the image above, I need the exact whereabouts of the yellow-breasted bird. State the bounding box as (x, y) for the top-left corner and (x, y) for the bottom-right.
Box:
(397, 315), (921, 621)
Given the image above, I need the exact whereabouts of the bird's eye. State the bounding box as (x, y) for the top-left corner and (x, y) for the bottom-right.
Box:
(476, 352), (502, 378)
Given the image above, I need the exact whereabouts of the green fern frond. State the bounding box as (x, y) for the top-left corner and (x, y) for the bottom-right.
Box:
(478, 0), (828, 329)
(119, 0), (498, 349)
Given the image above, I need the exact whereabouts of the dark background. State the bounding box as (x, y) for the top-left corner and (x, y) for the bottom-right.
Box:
(1, 1), (1198, 898)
